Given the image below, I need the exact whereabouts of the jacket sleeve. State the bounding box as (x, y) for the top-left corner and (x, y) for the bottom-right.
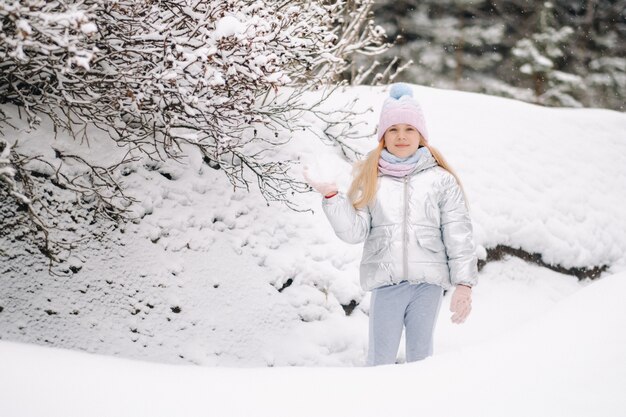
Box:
(321, 191), (371, 244)
(438, 173), (478, 287)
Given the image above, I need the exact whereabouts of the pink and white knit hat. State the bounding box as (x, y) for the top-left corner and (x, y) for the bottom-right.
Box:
(377, 83), (429, 143)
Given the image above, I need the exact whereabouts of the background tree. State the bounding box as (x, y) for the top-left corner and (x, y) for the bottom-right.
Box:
(511, 2), (582, 106)
(364, 0), (625, 110)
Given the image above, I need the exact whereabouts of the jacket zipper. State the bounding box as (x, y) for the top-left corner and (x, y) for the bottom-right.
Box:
(403, 175), (409, 281)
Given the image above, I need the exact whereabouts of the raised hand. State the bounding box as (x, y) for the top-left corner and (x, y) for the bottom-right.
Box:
(302, 165), (338, 197)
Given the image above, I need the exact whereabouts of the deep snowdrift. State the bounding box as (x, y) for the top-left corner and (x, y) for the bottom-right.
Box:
(1, 270), (624, 417)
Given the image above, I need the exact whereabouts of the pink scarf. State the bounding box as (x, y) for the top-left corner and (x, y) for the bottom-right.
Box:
(377, 148), (424, 177)
(378, 158), (418, 177)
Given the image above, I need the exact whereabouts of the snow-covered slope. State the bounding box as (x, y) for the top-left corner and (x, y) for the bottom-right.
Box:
(2, 270), (625, 417)
(1, 84), (625, 372)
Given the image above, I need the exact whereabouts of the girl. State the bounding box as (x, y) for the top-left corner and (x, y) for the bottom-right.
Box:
(303, 83), (478, 366)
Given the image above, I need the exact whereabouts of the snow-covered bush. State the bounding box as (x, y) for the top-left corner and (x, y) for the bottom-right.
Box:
(0, 0), (389, 266)
(0, 0), (100, 128)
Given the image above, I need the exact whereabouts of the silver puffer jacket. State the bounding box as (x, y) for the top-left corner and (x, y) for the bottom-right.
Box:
(322, 147), (478, 291)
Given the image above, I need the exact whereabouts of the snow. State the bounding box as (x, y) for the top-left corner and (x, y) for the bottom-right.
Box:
(214, 15), (246, 39)
(15, 19), (32, 37)
(80, 22), (97, 35)
(1, 271), (624, 416)
(1, 83), (626, 415)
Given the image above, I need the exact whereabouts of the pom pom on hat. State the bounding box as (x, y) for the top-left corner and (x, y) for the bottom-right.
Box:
(377, 83), (429, 143)
(389, 83), (414, 99)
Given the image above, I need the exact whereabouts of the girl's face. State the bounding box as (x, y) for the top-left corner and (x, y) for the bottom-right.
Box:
(383, 123), (422, 158)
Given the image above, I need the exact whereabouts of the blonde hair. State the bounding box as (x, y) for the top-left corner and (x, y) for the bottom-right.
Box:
(347, 137), (470, 210)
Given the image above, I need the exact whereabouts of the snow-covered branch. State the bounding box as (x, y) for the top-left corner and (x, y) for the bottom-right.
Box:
(1, 0), (385, 265)
(0, 139), (30, 205)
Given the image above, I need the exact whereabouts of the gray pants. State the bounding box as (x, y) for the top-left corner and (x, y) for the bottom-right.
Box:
(366, 280), (444, 366)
